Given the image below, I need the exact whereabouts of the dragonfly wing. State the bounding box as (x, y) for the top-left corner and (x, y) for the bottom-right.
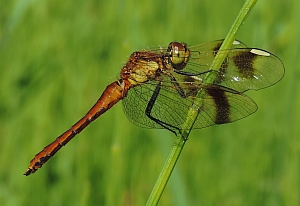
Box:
(123, 75), (258, 131)
(192, 85), (257, 129)
(122, 82), (166, 129)
(189, 39), (247, 52)
(213, 48), (285, 92)
(182, 39), (246, 74)
(187, 40), (284, 93)
(123, 77), (202, 131)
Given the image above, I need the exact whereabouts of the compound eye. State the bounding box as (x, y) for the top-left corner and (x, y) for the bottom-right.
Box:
(167, 42), (190, 70)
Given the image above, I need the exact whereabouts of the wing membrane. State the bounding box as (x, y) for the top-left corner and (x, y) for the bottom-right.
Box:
(123, 75), (257, 131)
(211, 48), (285, 92)
(172, 39), (285, 93)
(180, 39), (246, 74)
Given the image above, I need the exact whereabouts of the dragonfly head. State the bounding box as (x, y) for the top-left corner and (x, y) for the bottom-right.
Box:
(167, 42), (190, 70)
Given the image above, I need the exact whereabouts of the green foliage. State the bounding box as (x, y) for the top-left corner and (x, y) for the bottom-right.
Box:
(0, 0), (297, 205)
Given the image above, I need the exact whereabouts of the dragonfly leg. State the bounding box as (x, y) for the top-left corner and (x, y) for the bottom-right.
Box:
(174, 69), (211, 76)
(145, 82), (181, 136)
(165, 70), (203, 98)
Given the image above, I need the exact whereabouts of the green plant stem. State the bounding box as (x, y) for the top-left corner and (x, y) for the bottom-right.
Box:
(146, 0), (258, 205)
(146, 136), (185, 205)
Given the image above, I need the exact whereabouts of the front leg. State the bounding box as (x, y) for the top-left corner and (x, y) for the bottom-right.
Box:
(145, 82), (181, 135)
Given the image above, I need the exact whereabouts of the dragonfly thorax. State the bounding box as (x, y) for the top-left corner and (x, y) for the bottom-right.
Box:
(121, 51), (163, 86)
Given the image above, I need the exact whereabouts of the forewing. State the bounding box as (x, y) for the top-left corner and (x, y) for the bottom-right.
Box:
(182, 39), (246, 74)
(212, 48), (285, 92)
(182, 40), (284, 93)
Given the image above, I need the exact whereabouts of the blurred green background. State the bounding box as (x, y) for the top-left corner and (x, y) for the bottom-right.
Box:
(0, 0), (298, 205)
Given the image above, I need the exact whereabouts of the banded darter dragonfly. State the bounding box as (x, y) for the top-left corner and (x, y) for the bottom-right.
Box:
(24, 40), (284, 176)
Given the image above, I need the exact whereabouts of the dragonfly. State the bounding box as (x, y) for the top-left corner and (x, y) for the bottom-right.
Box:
(24, 39), (284, 176)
